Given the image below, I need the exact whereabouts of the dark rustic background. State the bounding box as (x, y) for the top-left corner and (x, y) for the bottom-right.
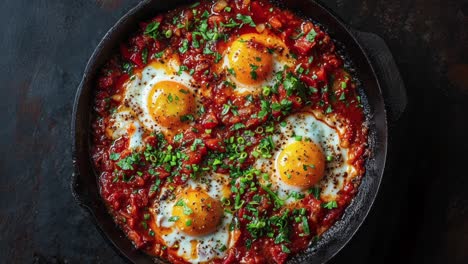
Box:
(1, 0), (467, 263)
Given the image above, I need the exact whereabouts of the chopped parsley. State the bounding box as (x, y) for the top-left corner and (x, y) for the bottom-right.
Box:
(281, 245), (291, 253)
(116, 153), (140, 170)
(175, 200), (193, 215)
(271, 99), (293, 114)
(301, 216), (310, 235)
(246, 218), (267, 238)
(306, 29), (317, 42)
(322, 201), (338, 209)
(167, 93), (173, 102)
(177, 65), (188, 75)
(219, 244), (227, 251)
(168, 216), (180, 222)
(109, 153), (120, 161)
(252, 136), (275, 158)
(149, 179), (161, 193)
(165, 29), (172, 38)
(180, 114), (195, 122)
(173, 133), (184, 142)
(261, 184), (284, 209)
(283, 72), (307, 97)
(222, 104), (231, 115)
(310, 186), (321, 199)
(246, 239), (252, 249)
(122, 62), (133, 75)
(153, 51), (164, 59)
(144, 22), (161, 39)
(231, 123), (246, 131)
(341, 81), (347, 89)
(201, 10), (210, 19)
(237, 14), (256, 27)
(227, 67), (236, 76)
(250, 64), (259, 80)
(179, 39), (189, 53)
(339, 92), (346, 101)
(214, 52), (223, 63)
(141, 48), (148, 64)
(221, 18), (240, 28)
(258, 100), (270, 119)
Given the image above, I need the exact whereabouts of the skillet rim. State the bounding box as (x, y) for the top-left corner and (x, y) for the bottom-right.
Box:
(288, 0), (388, 262)
(71, 0), (388, 263)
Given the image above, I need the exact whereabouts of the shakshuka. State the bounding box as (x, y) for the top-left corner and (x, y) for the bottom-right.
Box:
(91, 0), (369, 263)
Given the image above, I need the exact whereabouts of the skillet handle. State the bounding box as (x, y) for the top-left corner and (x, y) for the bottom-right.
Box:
(351, 30), (407, 123)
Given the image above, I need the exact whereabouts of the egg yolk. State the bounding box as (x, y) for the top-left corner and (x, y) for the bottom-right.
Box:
(148, 81), (196, 129)
(228, 34), (274, 86)
(276, 140), (326, 189)
(172, 190), (223, 236)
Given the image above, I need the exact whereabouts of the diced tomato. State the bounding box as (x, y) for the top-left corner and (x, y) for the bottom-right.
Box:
(131, 35), (147, 50)
(245, 117), (262, 128)
(127, 230), (145, 248)
(315, 67), (328, 82)
(200, 112), (219, 129)
(268, 244), (289, 264)
(156, 168), (170, 179)
(130, 51), (144, 67)
(143, 135), (157, 146)
(208, 15), (224, 26)
(290, 95), (304, 109)
(110, 137), (128, 154)
(250, 1), (267, 22)
(120, 43), (132, 60)
(98, 76), (113, 89)
(294, 35), (316, 54)
(114, 74), (130, 90)
(269, 16), (283, 29)
(132, 176), (145, 187)
(172, 174), (188, 185)
(204, 138), (222, 151)
(184, 146), (207, 164)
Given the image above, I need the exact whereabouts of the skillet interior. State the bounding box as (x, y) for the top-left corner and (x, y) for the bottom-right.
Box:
(71, 0), (387, 263)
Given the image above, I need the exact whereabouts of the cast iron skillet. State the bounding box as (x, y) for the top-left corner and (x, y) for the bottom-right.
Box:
(72, 0), (400, 263)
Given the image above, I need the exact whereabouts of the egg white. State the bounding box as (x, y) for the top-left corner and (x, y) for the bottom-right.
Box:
(255, 112), (355, 202)
(107, 57), (198, 149)
(222, 53), (288, 95)
(152, 174), (234, 263)
(107, 110), (145, 150)
(123, 59), (198, 134)
(222, 33), (295, 95)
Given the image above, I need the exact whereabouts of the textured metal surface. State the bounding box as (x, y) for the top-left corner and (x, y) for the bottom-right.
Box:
(1, 0), (467, 264)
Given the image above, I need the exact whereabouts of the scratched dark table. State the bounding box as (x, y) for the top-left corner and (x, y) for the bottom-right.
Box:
(1, 0), (467, 263)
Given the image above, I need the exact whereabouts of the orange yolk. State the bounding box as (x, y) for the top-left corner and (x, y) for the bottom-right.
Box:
(276, 140), (326, 189)
(148, 81), (196, 130)
(228, 34), (273, 86)
(172, 190), (223, 236)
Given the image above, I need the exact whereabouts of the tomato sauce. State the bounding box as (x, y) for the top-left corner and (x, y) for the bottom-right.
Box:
(91, 1), (368, 263)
